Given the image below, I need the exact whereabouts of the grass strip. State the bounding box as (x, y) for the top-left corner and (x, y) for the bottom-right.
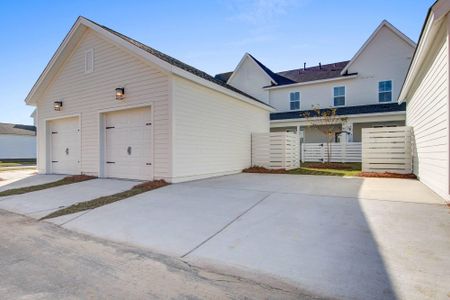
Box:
(244, 162), (362, 177)
(41, 180), (169, 220)
(0, 175), (96, 197)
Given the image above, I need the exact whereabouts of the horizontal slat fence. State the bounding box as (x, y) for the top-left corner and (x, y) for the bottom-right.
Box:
(301, 142), (362, 162)
(252, 132), (300, 169)
(362, 126), (412, 174)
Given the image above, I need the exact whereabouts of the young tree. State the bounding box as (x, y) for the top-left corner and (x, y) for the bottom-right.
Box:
(302, 106), (347, 163)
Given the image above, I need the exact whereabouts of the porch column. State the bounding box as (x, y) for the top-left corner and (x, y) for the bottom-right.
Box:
(342, 120), (353, 142)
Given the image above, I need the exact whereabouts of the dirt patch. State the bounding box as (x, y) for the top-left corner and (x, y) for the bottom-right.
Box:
(358, 172), (417, 179)
(41, 180), (169, 220)
(0, 175), (96, 197)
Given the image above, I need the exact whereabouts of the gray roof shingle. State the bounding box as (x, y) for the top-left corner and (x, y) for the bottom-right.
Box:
(0, 123), (36, 136)
(215, 57), (355, 87)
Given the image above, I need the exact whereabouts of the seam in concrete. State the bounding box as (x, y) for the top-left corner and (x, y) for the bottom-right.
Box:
(180, 192), (273, 258)
(58, 209), (94, 226)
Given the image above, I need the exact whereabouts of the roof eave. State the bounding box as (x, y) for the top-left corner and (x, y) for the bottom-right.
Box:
(399, 0), (448, 102)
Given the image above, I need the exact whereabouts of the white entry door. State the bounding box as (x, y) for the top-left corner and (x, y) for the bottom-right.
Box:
(49, 117), (80, 174)
(104, 107), (153, 180)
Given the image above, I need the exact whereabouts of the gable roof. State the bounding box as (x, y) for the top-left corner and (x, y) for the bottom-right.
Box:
(216, 60), (353, 87)
(341, 20), (416, 75)
(0, 123), (36, 136)
(25, 17), (274, 111)
(216, 20), (414, 90)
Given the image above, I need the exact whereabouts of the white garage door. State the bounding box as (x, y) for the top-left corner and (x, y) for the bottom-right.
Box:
(49, 117), (80, 174)
(104, 107), (153, 180)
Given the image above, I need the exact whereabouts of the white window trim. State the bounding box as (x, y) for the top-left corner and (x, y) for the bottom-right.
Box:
(378, 80), (393, 102)
(289, 91), (300, 111)
(332, 85), (346, 107)
(84, 48), (94, 74)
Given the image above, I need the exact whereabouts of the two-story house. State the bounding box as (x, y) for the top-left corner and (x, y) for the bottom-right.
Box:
(215, 20), (416, 143)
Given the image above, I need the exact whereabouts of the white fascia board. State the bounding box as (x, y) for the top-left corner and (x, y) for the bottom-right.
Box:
(263, 74), (357, 90)
(341, 20), (416, 76)
(399, 3), (447, 102)
(25, 17), (86, 105)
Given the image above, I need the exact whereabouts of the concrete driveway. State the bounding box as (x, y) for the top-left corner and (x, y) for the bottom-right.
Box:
(0, 176), (137, 219)
(46, 173), (450, 300)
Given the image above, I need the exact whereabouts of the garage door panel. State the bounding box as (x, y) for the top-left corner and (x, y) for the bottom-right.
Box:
(104, 107), (152, 181)
(49, 117), (80, 175)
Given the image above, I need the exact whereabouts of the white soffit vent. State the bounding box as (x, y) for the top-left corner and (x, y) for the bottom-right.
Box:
(84, 48), (94, 74)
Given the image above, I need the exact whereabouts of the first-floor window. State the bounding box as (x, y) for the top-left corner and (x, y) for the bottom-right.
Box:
(378, 80), (392, 102)
(290, 92), (300, 110)
(333, 86), (345, 106)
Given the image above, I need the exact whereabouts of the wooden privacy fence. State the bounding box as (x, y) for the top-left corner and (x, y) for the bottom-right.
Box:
(301, 142), (362, 163)
(252, 132), (300, 169)
(362, 126), (413, 174)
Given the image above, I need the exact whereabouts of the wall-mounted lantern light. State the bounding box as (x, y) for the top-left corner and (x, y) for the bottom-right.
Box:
(53, 101), (63, 111)
(115, 87), (125, 100)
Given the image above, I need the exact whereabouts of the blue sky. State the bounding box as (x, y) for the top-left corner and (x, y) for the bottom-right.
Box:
(0, 0), (433, 125)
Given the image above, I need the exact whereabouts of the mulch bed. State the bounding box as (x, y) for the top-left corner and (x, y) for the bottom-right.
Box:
(303, 163), (355, 170)
(358, 172), (417, 179)
(242, 166), (287, 174)
(41, 180), (169, 220)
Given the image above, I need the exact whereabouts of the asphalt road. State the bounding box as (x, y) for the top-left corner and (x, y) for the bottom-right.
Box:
(0, 209), (316, 300)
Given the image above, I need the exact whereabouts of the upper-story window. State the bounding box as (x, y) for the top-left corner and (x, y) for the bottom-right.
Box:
(290, 92), (300, 110)
(333, 86), (345, 106)
(378, 80), (392, 102)
(84, 48), (94, 74)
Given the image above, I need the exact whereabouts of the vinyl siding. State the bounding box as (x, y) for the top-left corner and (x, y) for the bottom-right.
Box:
(406, 24), (449, 200)
(172, 75), (269, 182)
(227, 56), (271, 103)
(0, 134), (36, 159)
(35, 29), (170, 178)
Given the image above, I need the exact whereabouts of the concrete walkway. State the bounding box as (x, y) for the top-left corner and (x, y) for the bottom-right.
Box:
(48, 173), (449, 300)
(0, 177), (137, 219)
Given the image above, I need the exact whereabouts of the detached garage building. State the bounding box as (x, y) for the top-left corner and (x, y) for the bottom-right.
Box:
(399, 0), (450, 202)
(26, 17), (272, 182)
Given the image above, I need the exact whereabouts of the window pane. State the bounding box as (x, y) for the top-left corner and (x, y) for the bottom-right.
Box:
(334, 96), (345, 106)
(334, 86), (345, 97)
(290, 92), (299, 101)
(379, 91), (392, 102)
(379, 80), (392, 92)
(290, 101), (300, 110)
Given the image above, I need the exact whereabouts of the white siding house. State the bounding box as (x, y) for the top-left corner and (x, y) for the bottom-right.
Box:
(217, 20), (416, 144)
(25, 17), (272, 182)
(0, 123), (36, 160)
(399, 0), (450, 202)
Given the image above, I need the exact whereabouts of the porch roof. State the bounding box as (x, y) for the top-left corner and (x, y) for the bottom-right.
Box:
(270, 103), (406, 121)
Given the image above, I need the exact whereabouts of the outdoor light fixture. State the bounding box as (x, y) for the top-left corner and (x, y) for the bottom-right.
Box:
(53, 101), (63, 111)
(115, 87), (125, 100)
